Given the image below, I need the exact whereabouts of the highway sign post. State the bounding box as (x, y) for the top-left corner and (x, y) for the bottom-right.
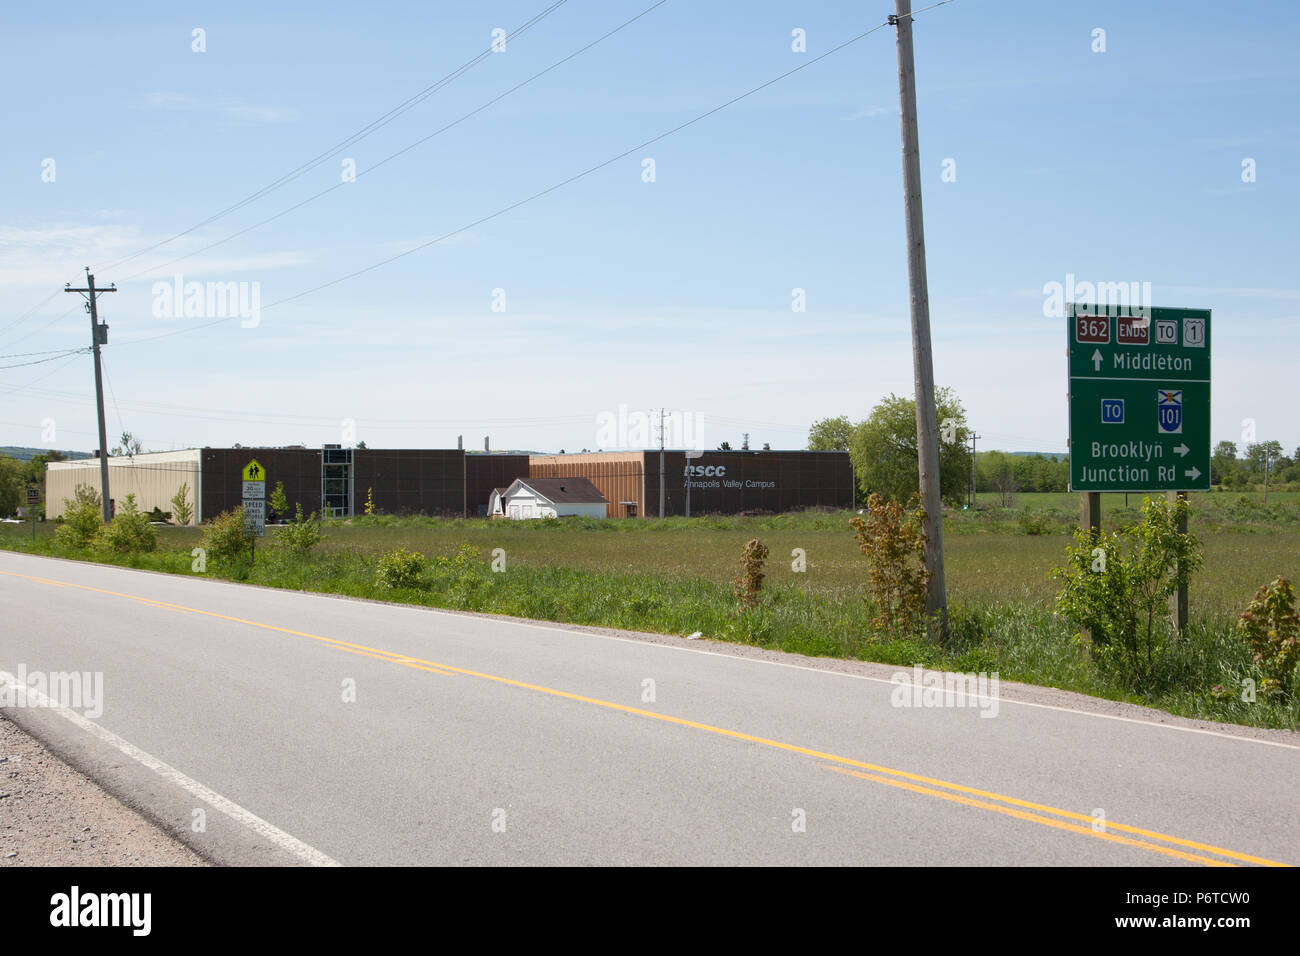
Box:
(26, 487), (40, 542)
(1068, 305), (1211, 492)
(1067, 303), (1210, 633)
(242, 459), (266, 540)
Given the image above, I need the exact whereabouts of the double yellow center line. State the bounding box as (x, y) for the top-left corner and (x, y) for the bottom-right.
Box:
(1, 569), (1288, 867)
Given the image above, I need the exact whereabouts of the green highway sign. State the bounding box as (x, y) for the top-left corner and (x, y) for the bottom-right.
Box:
(1068, 303), (1211, 492)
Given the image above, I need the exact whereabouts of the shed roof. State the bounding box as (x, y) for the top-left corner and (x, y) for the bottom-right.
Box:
(508, 477), (607, 504)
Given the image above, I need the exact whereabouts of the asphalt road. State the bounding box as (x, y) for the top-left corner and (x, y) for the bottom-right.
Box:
(1, 550), (1296, 866)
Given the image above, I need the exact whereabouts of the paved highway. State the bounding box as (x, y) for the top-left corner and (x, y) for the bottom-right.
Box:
(1, 550), (1296, 866)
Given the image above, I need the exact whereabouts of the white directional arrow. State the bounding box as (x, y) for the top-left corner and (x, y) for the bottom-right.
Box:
(1185, 466), (1201, 481)
(1092, 349), (1103, 371)
(1173, 443), (1189, 457)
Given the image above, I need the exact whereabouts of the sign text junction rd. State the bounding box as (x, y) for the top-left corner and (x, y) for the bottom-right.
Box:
(1068, 304), (1211, 492)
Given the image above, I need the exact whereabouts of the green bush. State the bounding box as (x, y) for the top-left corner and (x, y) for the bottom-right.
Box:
(1052, 496), (1202, 688)
(201, 506), (255, 566)
(1237, 576), (1300, 698)
(272, 502), (323, 555)
(98, 494), (158, 554)
(849, 492), (929, 637)
(376, 547), (427, 590)
(170, 482), (193, 525)
(269, 481), (288, 517)
(1017, 507), (1047, 536)
(54, 484), (103, 550)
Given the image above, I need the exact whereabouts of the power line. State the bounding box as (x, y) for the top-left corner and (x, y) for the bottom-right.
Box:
(0, 304), (81, 353)
(94, 1), (571, 275)
(0, 348), (89, 370)
(116, 0), (671, 285)
(0, 347), (90, 360)
(99, 349), (129, 449)
(0, 290), (63, 341)
(115, 17), (903, 348)
(2, 1), (573, 335)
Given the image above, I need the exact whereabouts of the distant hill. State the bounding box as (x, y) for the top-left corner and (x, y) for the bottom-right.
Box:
(0, 446), (93, 462)
(1007, 451), (1067, 462)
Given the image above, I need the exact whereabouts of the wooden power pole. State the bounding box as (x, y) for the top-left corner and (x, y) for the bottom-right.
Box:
(64, 269), (116, 522)
(891, 0), (947, 636)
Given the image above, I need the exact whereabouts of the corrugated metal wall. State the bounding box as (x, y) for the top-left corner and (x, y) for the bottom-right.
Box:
(200, 448), (322, 521)
(465, 455), (531, 516)
(537, 450), (852, 517)
(660, 450), (854, 515)
(45, 451), (201, 524)
(528, 453), (645, 518)
(354, 449), (469, 516)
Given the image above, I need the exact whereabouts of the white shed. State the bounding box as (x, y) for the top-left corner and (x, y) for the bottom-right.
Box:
(500, 477), (607, 520)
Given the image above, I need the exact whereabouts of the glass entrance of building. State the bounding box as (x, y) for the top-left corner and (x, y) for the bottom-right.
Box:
(322, 446), (353, 517)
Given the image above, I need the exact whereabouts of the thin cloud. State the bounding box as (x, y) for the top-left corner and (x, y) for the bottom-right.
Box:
(846, 105), (893, 119)
(143, 92), (299, 124)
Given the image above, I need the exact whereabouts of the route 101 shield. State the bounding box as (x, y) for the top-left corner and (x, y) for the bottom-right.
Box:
(1157, 389), (1183, 435)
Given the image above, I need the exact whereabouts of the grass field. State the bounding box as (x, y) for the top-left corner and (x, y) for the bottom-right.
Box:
(3, 489), (1299, 730)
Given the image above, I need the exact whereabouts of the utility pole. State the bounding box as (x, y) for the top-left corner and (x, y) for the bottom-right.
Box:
(1263, 448), (1273, 504)
(969, 432), (980, 508)
(891, 0), (947, 637)
(65, 269), (116, 522)
(658, 407), (666, 519)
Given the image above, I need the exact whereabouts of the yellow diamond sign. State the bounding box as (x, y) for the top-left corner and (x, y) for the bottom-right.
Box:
(241, 459), (266, 482)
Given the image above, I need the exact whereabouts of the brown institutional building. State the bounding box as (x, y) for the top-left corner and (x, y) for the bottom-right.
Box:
(530, 450), (853, 518)
(46, 446), (852, 522)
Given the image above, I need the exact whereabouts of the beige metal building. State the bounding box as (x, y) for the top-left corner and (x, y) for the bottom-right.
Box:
(45, 450), (201, 525)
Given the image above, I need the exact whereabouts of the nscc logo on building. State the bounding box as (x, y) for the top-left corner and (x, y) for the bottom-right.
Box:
(685, 464), (727, 477)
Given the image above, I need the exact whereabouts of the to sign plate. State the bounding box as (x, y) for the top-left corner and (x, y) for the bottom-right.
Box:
(1068, 304), (1211, 492)
(242, 481), (265, 499)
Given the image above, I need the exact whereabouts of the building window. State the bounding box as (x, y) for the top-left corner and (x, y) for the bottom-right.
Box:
(321, 447), (353, 517)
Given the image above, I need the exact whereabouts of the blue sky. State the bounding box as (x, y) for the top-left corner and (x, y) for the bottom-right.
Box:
(1, 0), (1296, 456)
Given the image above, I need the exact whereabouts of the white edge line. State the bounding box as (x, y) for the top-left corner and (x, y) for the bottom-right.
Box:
(0, 670), (341, 867)
(5, 555), (1298, 752)
(493, 617), (1300, 750)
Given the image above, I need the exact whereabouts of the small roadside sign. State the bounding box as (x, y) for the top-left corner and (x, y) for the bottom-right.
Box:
(242, 460), (267, 537)
(243, 498), (266, 536)
(26, 488), (40, 504)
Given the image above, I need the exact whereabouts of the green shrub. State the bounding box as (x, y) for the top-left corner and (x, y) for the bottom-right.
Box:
(1017, 507), (1047, 536)
(201, 506), (254, 566)
(170, 482), (193, 525)
(376, 547), (427, 590)
(1237, 576), (1300, 698)
(272, 502), (323, 555)
(1052, 496), (1202, 688)
(54, 484), (103, 550)
(850, 492), (929, 637)
(269, 481), (288, 517)
(97, 494), (158, 554)
(429, 544), (488, 602)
